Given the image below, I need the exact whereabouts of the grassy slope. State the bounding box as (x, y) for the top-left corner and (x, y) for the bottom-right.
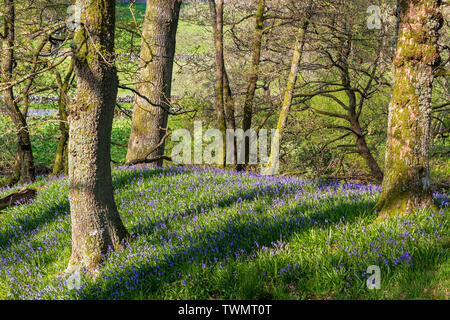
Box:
(0, 166), (448, 300)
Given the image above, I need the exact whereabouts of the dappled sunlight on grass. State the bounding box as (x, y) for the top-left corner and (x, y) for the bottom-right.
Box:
(0, 166), (448, 299)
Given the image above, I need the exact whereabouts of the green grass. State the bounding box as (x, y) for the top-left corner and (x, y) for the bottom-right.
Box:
(0, 4), (447, 300)
(0, 166), (448, 300)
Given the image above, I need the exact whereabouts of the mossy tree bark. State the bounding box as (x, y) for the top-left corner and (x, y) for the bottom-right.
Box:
(68, 0), (128, 272)
(239, 0), (265, 171)
(223, 69), (236, 131)
(209, 0), (237, 166)
(209, 0), (227, 167)
(265, 20), (309, 176)
(375, 0), (443, 217)
(223, 68), (237, 162)
(126, 0), (181, 167)
(0, 0), (35, 185)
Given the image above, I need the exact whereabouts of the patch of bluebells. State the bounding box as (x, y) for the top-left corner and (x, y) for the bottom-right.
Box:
(0, 165), (447, 299)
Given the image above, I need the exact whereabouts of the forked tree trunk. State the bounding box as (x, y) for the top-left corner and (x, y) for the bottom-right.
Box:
(68, 0), (128, 272)
(209, 0), (227, 167)
(126, 0), (181, 167)
(240, 0), (265, 170)
(209, 0), (237, 167)
(375, 0), (442, 217)
(223, 69), (235, 132)
(223, 69), (237, 163)
(1, 0), (35, 185)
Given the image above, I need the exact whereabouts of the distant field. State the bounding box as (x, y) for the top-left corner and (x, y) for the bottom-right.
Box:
(18, 3), (212, 103)
(116, 3), (147, 21)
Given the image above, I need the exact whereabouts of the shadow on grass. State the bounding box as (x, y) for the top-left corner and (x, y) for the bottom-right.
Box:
(128, 181), (307, 237)
(0, 167), (184, 254)
(111, 166), (187, 191)
(75, 188), (377, 299)
(0, 199), (70, 251)
(0, 166), (397, 299)
(330, 238), (449, 300)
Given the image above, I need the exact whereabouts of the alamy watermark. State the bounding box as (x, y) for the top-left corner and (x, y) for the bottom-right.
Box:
(66, 4), (82, 31)
(366, 265), (381, 290)
(171, 122), (280, 175)
(367, 5), (382, 30)
(66, 270), (82, 291)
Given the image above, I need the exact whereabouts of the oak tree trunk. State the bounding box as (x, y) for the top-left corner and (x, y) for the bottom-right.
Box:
(223, 68), (237, 163)
(68, 0), (128, 272)
(240, 0), (265, 170)
(209, 0), (227, 167)
(375, 0), (443, 217)
(223, 68), (236, 132)
(126, 0), (181, 167)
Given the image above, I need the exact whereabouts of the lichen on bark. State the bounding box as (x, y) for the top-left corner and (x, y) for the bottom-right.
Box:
(375, 0), (443, 219)
(67, 0), (128, 273)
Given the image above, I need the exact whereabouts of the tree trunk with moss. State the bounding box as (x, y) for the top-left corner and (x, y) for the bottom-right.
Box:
(375, 0), (442, 217)
(209, 0), (227, 167)
(1, 0), (35, 185)
(126, 0), (181, 167)
(264, 21), (308, 176)
(223, 68), (237, 163)
(239, 0), (265, 170)
(68, 0), (128, 272)
(223, 69), (235, 131)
